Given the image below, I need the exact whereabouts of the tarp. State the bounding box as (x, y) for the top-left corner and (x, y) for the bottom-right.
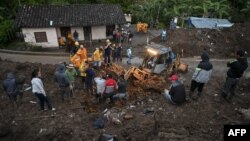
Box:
(190, 17), (233, 29)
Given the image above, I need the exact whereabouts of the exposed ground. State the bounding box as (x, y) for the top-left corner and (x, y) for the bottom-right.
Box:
(0, 23), (250, 141)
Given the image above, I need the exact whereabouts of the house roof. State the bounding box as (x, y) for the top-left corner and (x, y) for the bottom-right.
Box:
(14, 4), (126, 28)
(190, 17), (233, 29)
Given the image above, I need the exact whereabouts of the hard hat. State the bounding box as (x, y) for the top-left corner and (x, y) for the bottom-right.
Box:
(75, 41), (79, 46)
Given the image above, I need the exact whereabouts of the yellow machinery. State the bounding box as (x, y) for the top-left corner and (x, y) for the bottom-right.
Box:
(124, 43), (188, 81)
(136, 22), (148, 33)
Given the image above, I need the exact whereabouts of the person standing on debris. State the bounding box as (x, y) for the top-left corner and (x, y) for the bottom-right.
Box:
(112, 44), (118, 62)
(163, 74), (186, 105)
(112, 29), (116, 41)
(170, 19), (174, 30)
(221, 50), (248, 101)
(54, 63), (70, 102)
(94, 72), (106, 102)
(112, 75), (128, 102)
(186, 51), (213, 101)
(169, 47), (176, 64)
(127, 47), (132, 65)
(65, 64), (78, 98)
(116, 31), (121, 43)
(93, 47), (101, 69)
(77, 44), (88, 62)
(117, 43), (123, 62)
(99, 46), (104, 67)
(104, 40), (112, 67)
(161, 29), (167, 42)
(79, 61), (88, 89)
(85, 63), (95, 95)
(73, 30), (79, 41)
(3, 71), (23, 106)
(31, 68), (55, 111)
(103, 74), (117, 103)
(128, 31), (133, 44)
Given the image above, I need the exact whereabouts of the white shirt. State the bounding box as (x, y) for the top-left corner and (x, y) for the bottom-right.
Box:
(127, 48), (132, 57)
(94, 77), (106, 94)
(31, 77), (46, 96)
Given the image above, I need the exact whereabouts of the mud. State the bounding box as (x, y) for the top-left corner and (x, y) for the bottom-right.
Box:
(0, 23), (250, 141)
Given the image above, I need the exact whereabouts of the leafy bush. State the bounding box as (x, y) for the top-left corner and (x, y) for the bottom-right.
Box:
(0, 20), (13, 45)
(29, 45), (48, 52)
(6, 41), (48, 51)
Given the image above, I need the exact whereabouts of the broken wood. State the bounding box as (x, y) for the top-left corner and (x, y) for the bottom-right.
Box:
(16, 114), (58, 121)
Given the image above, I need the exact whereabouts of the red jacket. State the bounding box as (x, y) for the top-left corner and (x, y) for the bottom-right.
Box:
(104, 78), (117, 94)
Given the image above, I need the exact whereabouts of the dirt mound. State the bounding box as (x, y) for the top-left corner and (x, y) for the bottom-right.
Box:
(151, 23), (250, 58)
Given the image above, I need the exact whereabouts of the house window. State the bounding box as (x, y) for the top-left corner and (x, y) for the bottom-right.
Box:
(34, 32), (48, 42)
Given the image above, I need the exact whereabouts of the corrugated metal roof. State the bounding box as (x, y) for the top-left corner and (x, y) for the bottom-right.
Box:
(190, 17), (233, 29)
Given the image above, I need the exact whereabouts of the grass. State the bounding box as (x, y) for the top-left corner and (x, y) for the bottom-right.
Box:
(4, 41), (48, 52)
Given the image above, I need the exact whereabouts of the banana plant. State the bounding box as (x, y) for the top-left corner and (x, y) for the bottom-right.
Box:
(163, 0), (191, 27)
(193, 0), (213, 17)
(241, 1), (250, 13)
(212, 0), (230, 18)
(128, 0), (161, 24)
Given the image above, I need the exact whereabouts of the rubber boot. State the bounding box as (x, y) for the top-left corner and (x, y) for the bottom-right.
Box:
(197, 91), (202, 97)
(186, 91), (193, 102)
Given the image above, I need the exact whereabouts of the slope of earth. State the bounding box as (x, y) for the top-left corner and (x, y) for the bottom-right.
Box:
(150, 23), (250, 58)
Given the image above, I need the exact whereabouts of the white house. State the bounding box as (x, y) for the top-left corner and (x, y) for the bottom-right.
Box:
(14, 4), (126, 48)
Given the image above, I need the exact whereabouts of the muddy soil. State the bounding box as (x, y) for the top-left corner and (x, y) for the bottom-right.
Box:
(150, 23), (250, 58)
(0, 23), (250, 141)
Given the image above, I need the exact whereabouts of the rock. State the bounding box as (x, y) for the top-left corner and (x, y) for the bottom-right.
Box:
(112, 117), (122, 125)
(158, 132), (185, 139)
(143, 107), (154, 114)
(148, 98), (153, 102)
(123, 114), (134, 120)
(238, 108), (250, 120)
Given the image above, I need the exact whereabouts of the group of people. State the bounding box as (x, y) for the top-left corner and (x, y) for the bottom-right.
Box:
(3, 38), (247, 110)
(163, 49), (248, 105)
(112, 28), (133, 44)
(53, 61), (128, 106)
(70, 39), (133, 70)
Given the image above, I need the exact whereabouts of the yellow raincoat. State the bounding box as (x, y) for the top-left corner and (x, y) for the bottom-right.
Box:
(93, 48), (101, 62)
(79, 61), (87, 77)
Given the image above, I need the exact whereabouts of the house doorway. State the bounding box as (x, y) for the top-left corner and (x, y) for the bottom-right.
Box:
(83, 26), (91, 41)
(106, 25), (115, 36)
(60, 27), (71, 38)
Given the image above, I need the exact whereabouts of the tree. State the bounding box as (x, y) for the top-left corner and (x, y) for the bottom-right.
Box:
(193, 0), (214, 17)
(163, 0), (193, 27)
(212, 0), (230, 18)
(240, 1), (250, 20)
(241, 1), (250, 13)
(128, 0), (161, 25)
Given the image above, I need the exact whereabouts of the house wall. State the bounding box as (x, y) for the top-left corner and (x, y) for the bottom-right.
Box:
(56, 28), (61, 38)
(22, 27), (58, 47)
(124, 14), (132, 22)
(71, 27), (84, 40)
(91, 26), (106, 40)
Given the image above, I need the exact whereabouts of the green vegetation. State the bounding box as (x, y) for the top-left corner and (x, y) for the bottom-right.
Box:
(0, 0), (249, 47)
